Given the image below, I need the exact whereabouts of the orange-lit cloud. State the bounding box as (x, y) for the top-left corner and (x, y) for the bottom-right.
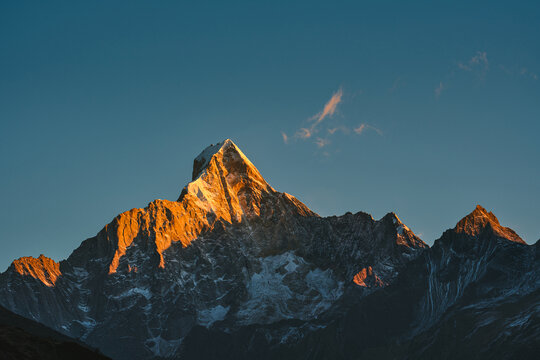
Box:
(282, 87), (383, 153)
(354, 124), (366, 134)
(315, 137), (330, 148)
(310, 87), (343, 127)
(296, 128), (312, 139)
(294, 88), (343, 140)
(328, 126), (349, 135)
(354, 123), (382, 136)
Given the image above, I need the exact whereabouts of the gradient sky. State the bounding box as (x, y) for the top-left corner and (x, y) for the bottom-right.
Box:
(1, 1), (539, 271)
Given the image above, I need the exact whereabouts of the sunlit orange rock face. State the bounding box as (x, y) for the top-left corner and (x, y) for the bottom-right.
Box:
(12, 255), (61, 287)
(105, 139), (315, 274)
(352, 266), (385, 287)
(0, 138), (437, 360)
(106, 199), (213, 273)
(455, 205), (525, 244)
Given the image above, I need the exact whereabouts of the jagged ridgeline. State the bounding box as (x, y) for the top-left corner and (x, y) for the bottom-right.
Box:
(1, 139), (538, 360)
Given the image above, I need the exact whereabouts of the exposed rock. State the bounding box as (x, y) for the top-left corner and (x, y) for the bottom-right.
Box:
(0, 139), (426, 359)
(11, 255), (61, 287)
(1, 140), (537, 360)
(352, 266), (385, 287)
(455, 204), (525, 243)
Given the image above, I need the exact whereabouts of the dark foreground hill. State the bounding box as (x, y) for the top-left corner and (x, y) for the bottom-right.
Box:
(0, 304), (110, 360)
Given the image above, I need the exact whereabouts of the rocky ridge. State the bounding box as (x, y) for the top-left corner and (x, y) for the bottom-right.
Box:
(1, 140), (537, 359)
(180, 204), (539, 359)
(0, 139), (428, 359)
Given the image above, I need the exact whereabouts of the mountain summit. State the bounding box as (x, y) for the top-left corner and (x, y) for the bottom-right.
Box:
(454, 205), (525, 243)
(1, 140), (536, 360)
(177, 139), (312, 224)
(0, 139), (428, 359)
(67, 139), (315, 274)
(189, 139), (266, 182)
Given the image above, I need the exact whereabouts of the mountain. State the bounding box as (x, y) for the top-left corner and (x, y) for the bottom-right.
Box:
(1, 140), (538, 359)
(184, 204), (539, 360)
(0, 304), (110, 360)
(0, 139), (428, 359)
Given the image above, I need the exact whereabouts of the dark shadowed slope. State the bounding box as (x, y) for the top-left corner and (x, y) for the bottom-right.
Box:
(0, 304), (110, 360)
(202, 205), (539, 360)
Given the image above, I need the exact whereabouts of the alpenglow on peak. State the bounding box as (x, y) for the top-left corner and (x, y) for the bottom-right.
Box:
(177, 139), (286, 219)
(190, 139), (265, 182)
(454, 205), (525, 244)
(81, 139), (315, 273)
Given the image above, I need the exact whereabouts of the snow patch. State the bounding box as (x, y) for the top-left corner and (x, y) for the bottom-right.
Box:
(198, 305), (230, 327)
(236, 252), (343, 324)
(113, 287), (152, 300)
(306, 269), (342, 300)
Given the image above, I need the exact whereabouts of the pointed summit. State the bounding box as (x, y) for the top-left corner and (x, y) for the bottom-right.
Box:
(454, 205), (525, 244)
(74, 139), (315, 274)
(190, 139), (265, 182)
(381, 212), (428, 249)
(178, 139), (277, 221)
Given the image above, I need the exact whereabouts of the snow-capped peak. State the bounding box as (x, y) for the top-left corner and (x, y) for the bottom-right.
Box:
(178, 139), (276, 220)
(192, 139), (234, 180)
(190, 139), (264, 182)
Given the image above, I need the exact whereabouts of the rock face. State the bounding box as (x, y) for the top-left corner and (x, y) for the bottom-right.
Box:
(11, 255), (61, 287)
(0, 139), (427, 359)
(454, 204), (525, 244)
(0, 139), (538, 360)
(185, 205), (539, 360)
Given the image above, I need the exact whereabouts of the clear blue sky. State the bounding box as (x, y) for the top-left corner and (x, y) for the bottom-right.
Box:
(1, 1), (539, 270)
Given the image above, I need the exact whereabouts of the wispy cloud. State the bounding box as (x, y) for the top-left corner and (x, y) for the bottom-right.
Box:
(315, 137), (330, 148)
(295, 127), (312, 139)
(435, 82), (445, 98)
(458, 51), (489, 78)
(283, 87), (383, 153)
(354, 124), (366, 134)
(354, 123), (383, 136)
(498, 64), (538, 81)
(295, 88), (343, 139)
(435, 51), (538, 99)
(327, 126), (349, 135)
(310, 88), (343, 126)
(520, 67), (538, 80)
